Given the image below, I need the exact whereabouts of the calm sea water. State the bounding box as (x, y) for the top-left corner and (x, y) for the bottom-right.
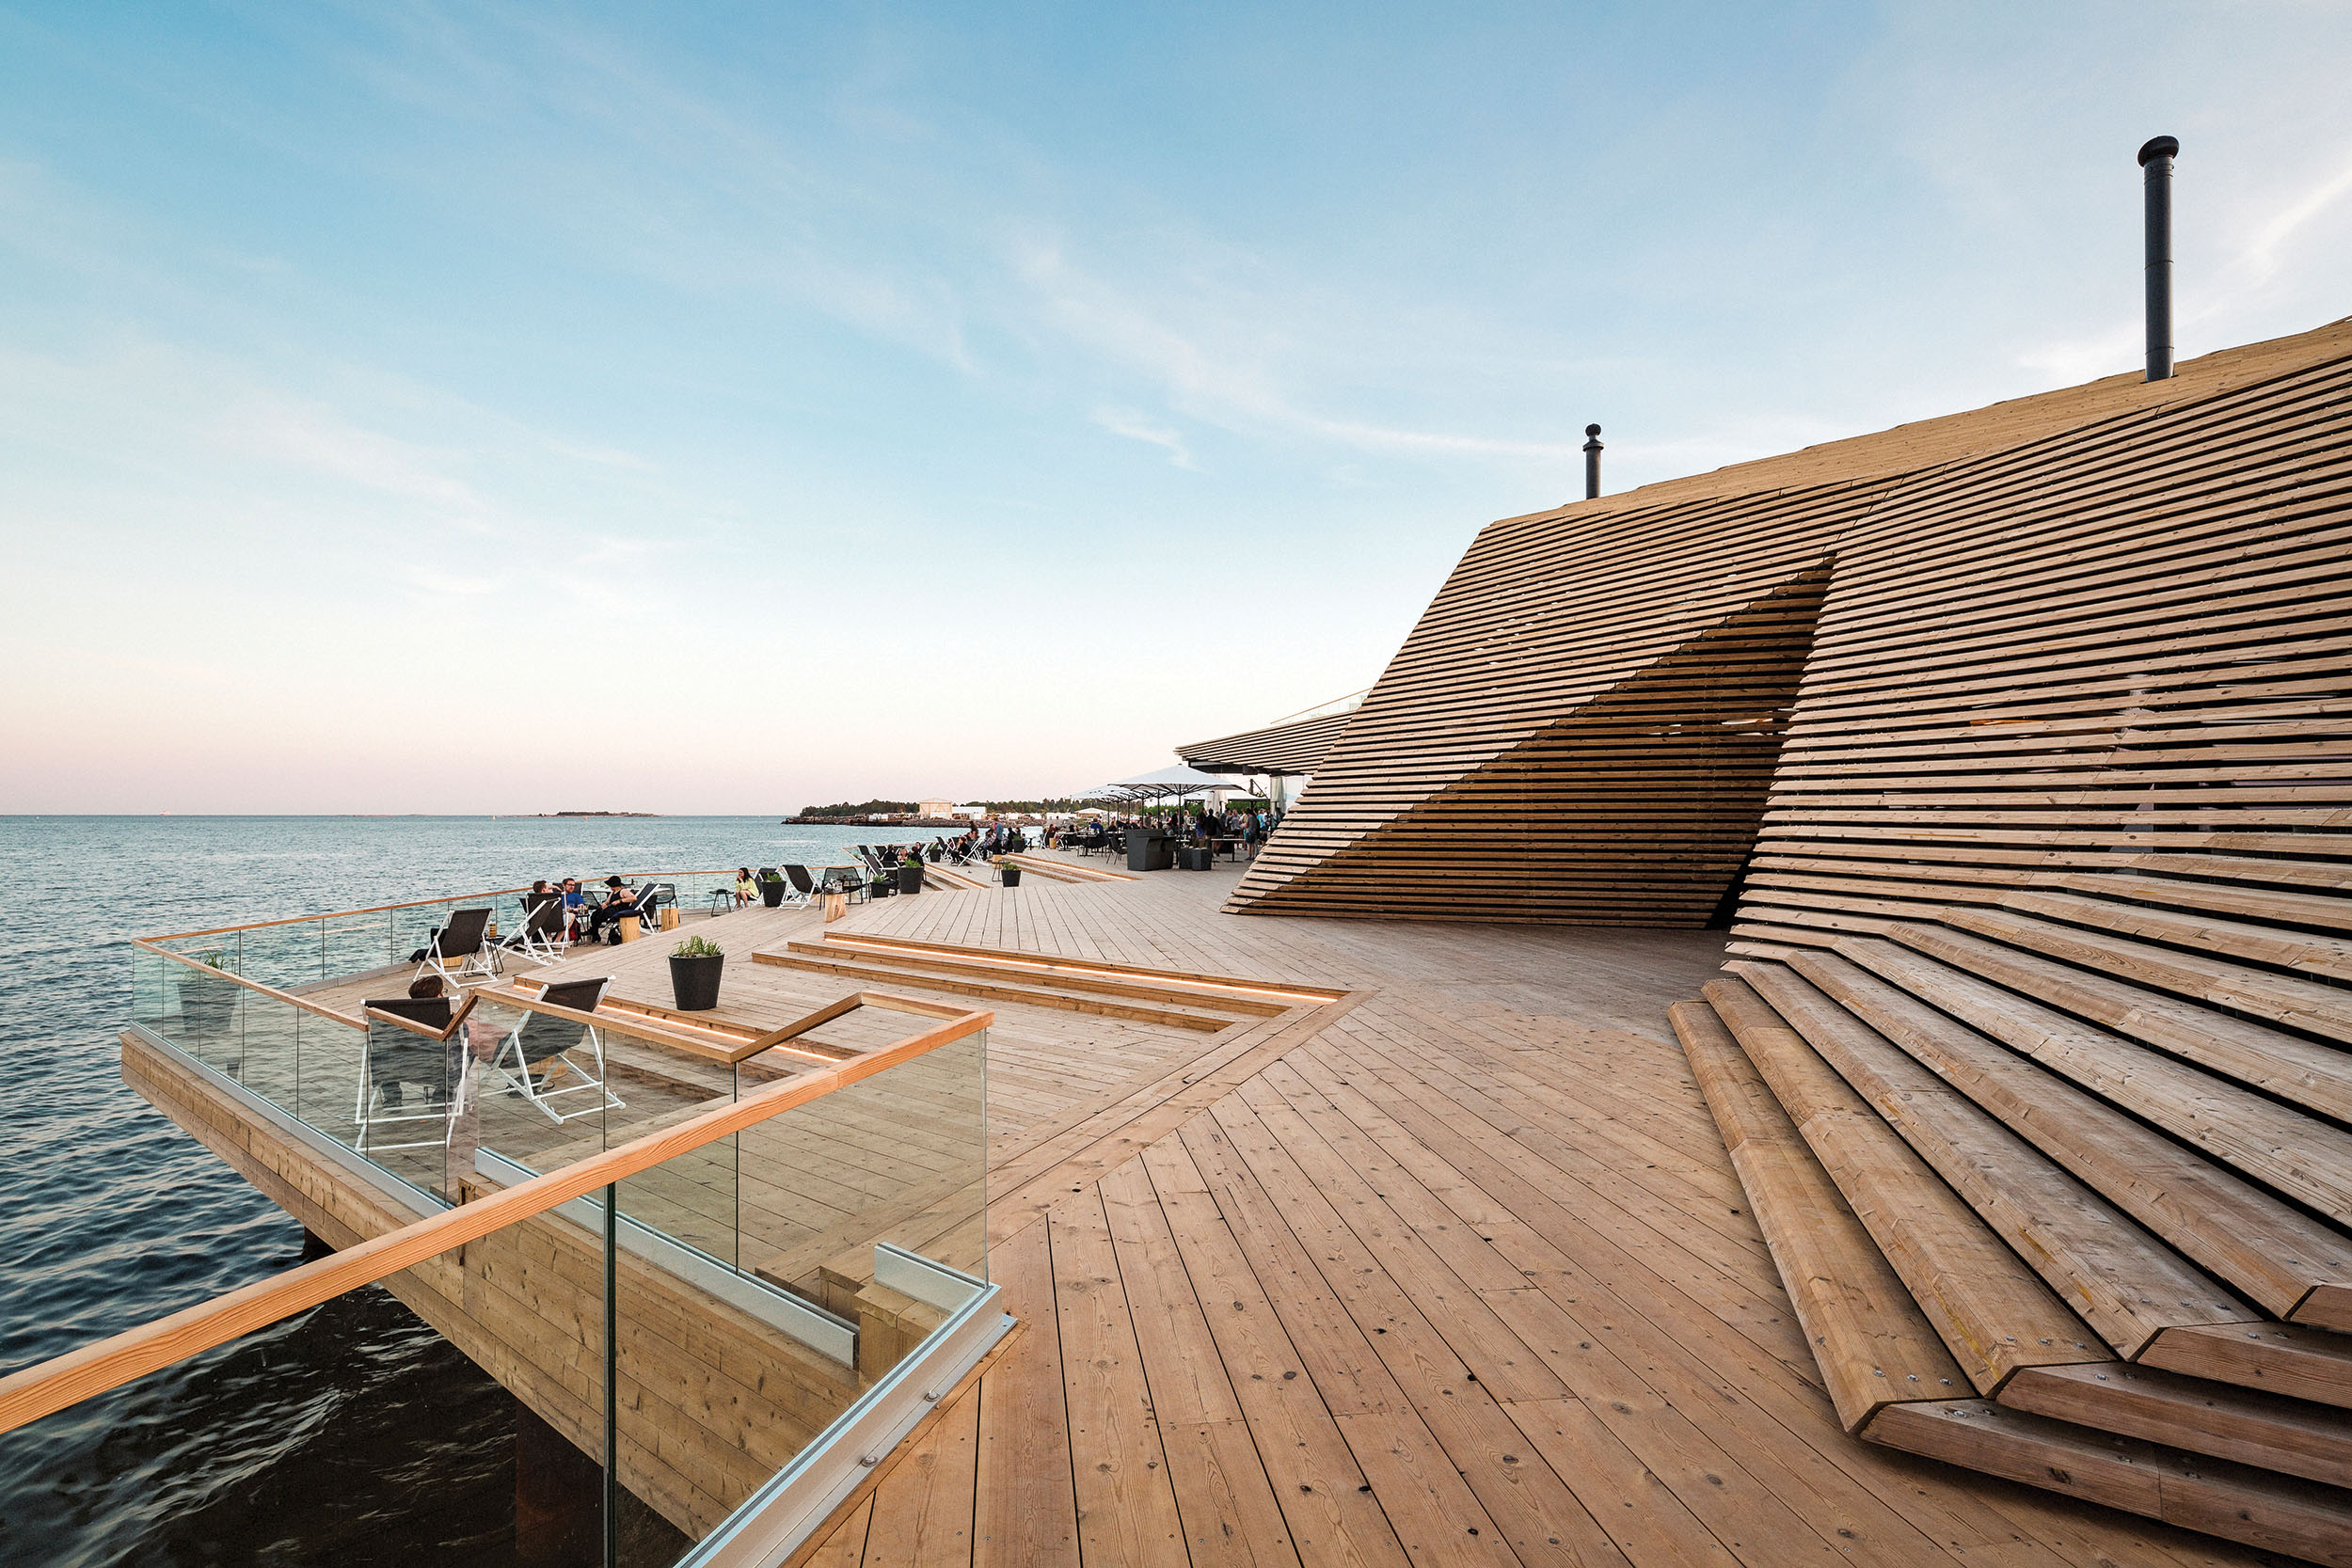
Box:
(0, 816), (918, 1567)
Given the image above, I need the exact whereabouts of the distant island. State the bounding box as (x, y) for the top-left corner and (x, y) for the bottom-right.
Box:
(541, 811), (659, 818)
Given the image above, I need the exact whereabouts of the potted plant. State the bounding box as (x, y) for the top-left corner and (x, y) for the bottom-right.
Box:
(669, 935), (725, 1011)
(181, 951), (241, 1034)
(998, 859), (1023, 887)
(758, 868), (787, 909)
(897, 860), (924, 895)
(869, 871), (895, 897)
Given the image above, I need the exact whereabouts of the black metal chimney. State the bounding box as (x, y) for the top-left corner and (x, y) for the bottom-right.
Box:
(2138, 135), (2179, 381)
(1582, 423), (1603, 499)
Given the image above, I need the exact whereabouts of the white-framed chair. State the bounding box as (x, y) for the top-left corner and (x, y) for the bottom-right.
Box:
(485, 975), (624, 1126)
(414, 907), (501, 990)
(356, 993), (479, 1154)
(506, 892), (570, 967)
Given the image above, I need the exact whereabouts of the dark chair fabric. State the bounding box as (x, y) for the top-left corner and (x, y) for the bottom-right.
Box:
(516, 976), (608, 1066)
(431, 908), (494, 960)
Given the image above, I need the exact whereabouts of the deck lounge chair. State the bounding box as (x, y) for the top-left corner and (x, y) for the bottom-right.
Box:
(415, 907), (500, 990)
(505, 892), (569, 966)
(357, 992), (479, 1154)
(485, 975), (623, 1126)
(781, 864), (823, 904)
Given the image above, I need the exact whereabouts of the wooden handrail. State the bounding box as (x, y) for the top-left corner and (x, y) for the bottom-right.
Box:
(0, 1003), (993, 1437)
(137, 869), (740, 944)
(360, 993), (480, 1043)
(140, 889), (537, 943)
(135, 941), (367, 1031)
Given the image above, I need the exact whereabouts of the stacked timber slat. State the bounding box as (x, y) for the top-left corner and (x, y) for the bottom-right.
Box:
(1216, 314), (2352, 1551)
(1229, 315), (2352, 925)
(1657, 330), (2352, 1556)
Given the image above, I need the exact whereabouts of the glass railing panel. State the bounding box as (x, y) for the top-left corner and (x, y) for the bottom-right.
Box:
(130, 942), (167, 1032)
(98, 970), (993, 1567)
(734, 1025), (988, 1372)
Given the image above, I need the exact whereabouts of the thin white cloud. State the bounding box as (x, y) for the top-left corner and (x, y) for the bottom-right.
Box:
(1090, 405), (1197, 468)
(1017, 237), (1580, 463)
(2235, 148), (2352, 284)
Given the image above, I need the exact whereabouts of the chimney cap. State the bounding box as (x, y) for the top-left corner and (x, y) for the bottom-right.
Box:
(2137, 135), (2180, 166)
(1583, 423), (1602, 438)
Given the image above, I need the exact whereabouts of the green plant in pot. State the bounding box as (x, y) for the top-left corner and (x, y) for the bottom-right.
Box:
(757, 867), (787, 908)
(897, 858), (924, 895)
(998, 858), (1023, 888)
(669, 934), (725, 1011)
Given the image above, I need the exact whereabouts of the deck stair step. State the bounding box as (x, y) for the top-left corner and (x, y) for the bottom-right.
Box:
(1677, 977), (2352, 1562)
(2000, 1361), (2352, 1489)
(918, 862), (989, 891)
(1884, 920), (2352, 1125)
(1942, 903), (2352, 1046)
(2038, 868), (2352, 934)
(1668, 999), (1975, 1430)
(2140, 1322), (2352, 1412)
(1832, 934), (2352, 1226)
(1861, 1398), (2352, 1568)
(1997, 887), (2352, 984)
(1707, 971), (2207, 1366)
(782, 937), (1288, 1017)
(1783, 944), (2352, 1333)
(996, 852), (1136, 883)
(805, 933), (1345, 1006)
(750, 943), (1252, 1032)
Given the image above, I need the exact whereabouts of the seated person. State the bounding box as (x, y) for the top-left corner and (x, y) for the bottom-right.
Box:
(734, 866), (756, 908)
(585, 877), (642, 938)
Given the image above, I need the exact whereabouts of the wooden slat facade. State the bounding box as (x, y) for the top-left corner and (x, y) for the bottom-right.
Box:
(1200, 315), (2352, 1557)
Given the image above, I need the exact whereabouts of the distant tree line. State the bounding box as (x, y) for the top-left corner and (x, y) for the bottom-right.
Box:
(792, 797), (1094, 818)
(794, 800), (916, 817)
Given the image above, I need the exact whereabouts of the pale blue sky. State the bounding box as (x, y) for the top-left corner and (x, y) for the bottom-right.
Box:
(3, 3), (2347, 813)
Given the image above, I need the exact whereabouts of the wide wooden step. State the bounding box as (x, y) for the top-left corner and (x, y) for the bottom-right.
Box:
(1712, 966), (2228, 1363)
(1999, 887), (2352, 984)
(1783, 943), (2352, 1332)
(1668, 999), (1973, 1430)
(1836, 935), (2352, 1226)
(787, 938), (1289, 1017)
(1943, 904), (2352, 1046)
(748, 951), (1238, 1032)
(2000, 1361), (2352, 1489)
(2141, 1322), (2352, 1412)
(997, 852), (1136, 883)
(1680, 974), (2352, 1559)
(1886, 919), (2352, 1124)
(1861, 1398), (2352, 1567)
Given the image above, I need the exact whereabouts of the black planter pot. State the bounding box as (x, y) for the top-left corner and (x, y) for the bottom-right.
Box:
(182, 974), (239, 1033)
(870, 879), (895, 897)
(897, 863), (924, 895)
(1000, 864), (1023, 888)
(669, 954), (724, 1011)
(759, 879), (786, 908)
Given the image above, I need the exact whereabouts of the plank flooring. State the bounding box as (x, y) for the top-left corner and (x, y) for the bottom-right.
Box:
(784, 858), (2270, 1568)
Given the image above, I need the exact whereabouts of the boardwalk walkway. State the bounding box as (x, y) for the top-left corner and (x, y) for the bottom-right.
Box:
(787, 855), (2263, 1568)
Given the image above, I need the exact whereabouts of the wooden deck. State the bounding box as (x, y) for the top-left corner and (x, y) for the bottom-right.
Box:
(778, 854), (2271, 1568)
